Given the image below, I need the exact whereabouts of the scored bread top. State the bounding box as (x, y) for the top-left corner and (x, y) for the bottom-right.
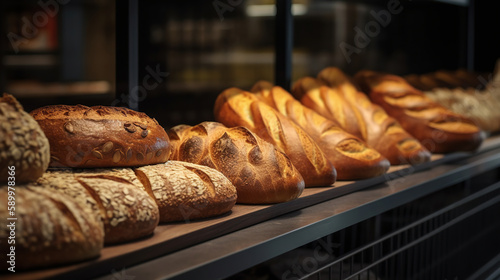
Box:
(250, 82), (390, 179)
(169, 122), (305, 204)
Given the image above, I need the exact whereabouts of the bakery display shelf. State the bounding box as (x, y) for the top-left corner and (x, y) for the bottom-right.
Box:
(5, 134), (500, 280)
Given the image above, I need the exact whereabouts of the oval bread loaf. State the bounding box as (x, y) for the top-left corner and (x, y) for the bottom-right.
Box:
(35, 170), (160, 244)
(0, 93), (50, 183)
(168, 122), (305, 204)
(214, 89), (336, 187)
(30, 105), (171, 168)
(251, 81), (390, 180)
(135, 161), (237, 222)
(0, 186), (104, 270)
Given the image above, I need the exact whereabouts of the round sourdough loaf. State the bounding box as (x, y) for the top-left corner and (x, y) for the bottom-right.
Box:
(0, 186), (104, 270)
(35, 170), (160, 244)
(0, 94), (50, 183)
(30, 105), (171, 168)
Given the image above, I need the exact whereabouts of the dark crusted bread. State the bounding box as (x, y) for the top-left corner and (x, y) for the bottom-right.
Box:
(30, 105), (171, 168)
(0, 93), (50, 183)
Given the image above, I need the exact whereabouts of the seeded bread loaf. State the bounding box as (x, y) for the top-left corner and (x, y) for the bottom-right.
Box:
(51, 161), (237, 223)
(0, 186), (104, 270)
(35, 170), (160, 244)
(292, 69), (431, 165)
(168, 122), (305, 204)
(214, 89), (336, 187)
(135, 161), (237, 221)
(30, 105), (171, 168)
(250, 81), (390, 180)
(353, 70), (485, 153)
(0, 93), (50, 183)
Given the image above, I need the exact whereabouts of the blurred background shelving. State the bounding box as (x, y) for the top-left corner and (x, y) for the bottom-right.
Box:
(1, 0), (498, 128)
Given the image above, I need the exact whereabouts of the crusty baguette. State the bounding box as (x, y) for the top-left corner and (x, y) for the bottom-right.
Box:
(30, 105), (171, 168)
(0, 186), (104, 270)
(214, 89), (336, 187)
(0, 93), (50, 183)
(353, 70), (485, 153)
(292, 70), (431, 165)
(168, 122), (304, 204)
(35, 170), (160, 244)
(250, 81), (389, 180)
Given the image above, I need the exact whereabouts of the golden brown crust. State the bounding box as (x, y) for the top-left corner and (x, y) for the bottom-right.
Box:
(0, 93), (50, 183)
(354, 70), (485, 153)
(214, 89), (336, 187)
(35, 170), (160, 244)
(135, 161), (237, 222)
(0, 186), (103, 270)
(169, 122), (305, 204)
(292, 70), (431, 165)
(30, 105), (171, 168)
(251, 81), (389, 180)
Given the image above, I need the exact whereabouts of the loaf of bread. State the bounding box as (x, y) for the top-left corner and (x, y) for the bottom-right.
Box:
(30, 105), (171, 168)
(0, 93), (50, 183)
(0, 186), (104, 270)
(250, 81), (389, 180)
(292, 70), (430, 165)
(354, 70), (485, 153)
(214, 89), (336, 187)
(135, 161), (237, 221)
(45, 161), (237, 223)
(168, 122), (304, 204)
(35, 170), (160, 244)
